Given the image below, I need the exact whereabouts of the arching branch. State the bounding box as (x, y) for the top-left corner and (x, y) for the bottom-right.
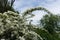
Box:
(23, 7), (52, 17)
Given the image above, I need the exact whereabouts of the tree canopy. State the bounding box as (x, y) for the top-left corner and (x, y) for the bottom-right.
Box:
(40, 14), (60, 34)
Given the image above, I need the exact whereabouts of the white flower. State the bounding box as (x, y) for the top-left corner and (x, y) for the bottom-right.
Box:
(19, 37), (25, 40)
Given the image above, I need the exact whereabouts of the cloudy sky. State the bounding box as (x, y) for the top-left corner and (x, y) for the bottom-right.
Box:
(14, 0), (60, 24)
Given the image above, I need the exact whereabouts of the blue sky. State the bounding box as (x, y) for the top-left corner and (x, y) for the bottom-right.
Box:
(14, 0), (60, 24)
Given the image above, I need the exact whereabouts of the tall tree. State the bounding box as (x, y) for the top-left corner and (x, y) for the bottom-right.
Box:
(40, 14), (60, 34)
(0, 0), (15, 13)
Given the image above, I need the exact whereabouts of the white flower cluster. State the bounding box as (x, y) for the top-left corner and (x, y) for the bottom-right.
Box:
(0, 11), (42, 40)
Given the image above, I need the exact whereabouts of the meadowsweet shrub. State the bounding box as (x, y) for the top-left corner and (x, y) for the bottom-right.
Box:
(0, 11), (42, 40)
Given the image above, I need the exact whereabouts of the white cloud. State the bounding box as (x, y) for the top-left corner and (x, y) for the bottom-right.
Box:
(14, 0), (60, 14)
(42, 0), (60, 14)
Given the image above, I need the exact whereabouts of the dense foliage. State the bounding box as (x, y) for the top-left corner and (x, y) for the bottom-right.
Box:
(0, 0), (60, 40)
(40, 14), (60, 34)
